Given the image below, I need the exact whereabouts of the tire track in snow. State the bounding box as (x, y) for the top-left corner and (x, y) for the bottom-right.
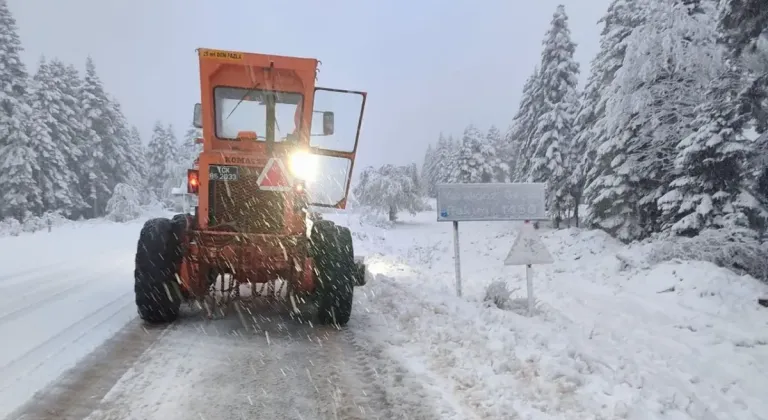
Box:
(0, 241), (130, 289)
(71, 307), (353, 420)
(0, 256), (133, 324)
(0, 260), (70, 284)
(0, 257), (124, 294)
(0, 291), (133, 380)
(11, 302), (454, 420)
(305, 323), (393, 420)
(0, 290), (135, 419)
(6, 320), (173, 420)
(0, 263), (90, 292)
(335, 322), (459, 420)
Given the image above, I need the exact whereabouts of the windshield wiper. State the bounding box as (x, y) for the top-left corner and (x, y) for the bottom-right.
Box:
(225, 82), (262, 121)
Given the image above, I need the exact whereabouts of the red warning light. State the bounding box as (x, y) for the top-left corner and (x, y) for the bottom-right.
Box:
(187, 169), (200, 194)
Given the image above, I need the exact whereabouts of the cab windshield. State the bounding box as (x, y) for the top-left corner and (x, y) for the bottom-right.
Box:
(214, 87), (303, 142)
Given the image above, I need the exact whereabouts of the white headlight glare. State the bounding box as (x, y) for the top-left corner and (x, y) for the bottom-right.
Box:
(289, 150), (318, 182)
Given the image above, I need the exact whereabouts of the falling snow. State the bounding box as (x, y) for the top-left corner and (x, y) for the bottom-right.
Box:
(1, 205), (767, 419)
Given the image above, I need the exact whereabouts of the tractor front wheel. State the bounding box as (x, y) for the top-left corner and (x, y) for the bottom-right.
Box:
(134, 217), (183, 323)
(310, 220), (356, 326)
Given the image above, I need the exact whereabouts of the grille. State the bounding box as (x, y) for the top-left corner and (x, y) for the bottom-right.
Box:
(207, 166), (285, 233)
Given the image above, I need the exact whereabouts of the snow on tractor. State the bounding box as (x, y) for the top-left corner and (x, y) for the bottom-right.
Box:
(134, 48), (367, 327)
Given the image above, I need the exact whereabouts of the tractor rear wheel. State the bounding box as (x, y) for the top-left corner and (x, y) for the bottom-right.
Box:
(310, 220), (356, 326)
(134, 217), (183, 323)
(170, 213), (192, 299)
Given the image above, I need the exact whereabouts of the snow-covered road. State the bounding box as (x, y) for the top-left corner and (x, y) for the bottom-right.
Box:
(1, 215), (454, 420)
(0, 220), (140, 419)
(3, 209), (768, 420)
(12, 303), (440, 420)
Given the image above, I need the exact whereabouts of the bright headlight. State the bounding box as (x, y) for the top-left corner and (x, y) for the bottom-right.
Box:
(289, 150), (318, 182)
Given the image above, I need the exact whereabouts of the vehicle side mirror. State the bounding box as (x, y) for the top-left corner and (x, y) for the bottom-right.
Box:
(322, 111), (334, 135)
(192, 103), (202, 128)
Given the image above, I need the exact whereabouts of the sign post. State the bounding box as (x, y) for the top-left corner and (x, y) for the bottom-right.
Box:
(452, 220), (461, 296)
(503, 220), (554, 315)
(436, 183), (549, 298)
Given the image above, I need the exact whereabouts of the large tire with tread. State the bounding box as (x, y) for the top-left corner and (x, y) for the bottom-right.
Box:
(310, 220), (356, 326)
(170, 213), (192, 299)
(134, 217), (183, 323)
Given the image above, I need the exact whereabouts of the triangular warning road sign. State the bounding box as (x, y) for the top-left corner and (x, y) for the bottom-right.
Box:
(504, 222), (554, 266)
(257, 158), (292, 191)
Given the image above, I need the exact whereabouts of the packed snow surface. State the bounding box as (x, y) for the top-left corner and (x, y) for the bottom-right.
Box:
(0, 218), (149, 418)
(1, 209), (767, 419)
(335, 210), (768, 419)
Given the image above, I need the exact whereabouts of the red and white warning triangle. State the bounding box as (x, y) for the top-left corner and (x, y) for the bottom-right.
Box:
(257, 157), (293, 191)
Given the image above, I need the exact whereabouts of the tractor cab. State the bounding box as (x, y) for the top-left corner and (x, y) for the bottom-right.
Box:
(188, 49), (365, 223)
(131, 48), (368, 328)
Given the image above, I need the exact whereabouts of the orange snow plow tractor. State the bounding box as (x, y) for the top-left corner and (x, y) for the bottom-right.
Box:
(134, 48), (367, 326)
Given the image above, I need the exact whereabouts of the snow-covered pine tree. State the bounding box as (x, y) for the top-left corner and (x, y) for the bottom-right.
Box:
(453, 124), (491, 183)
(447, 135), (462, 182)
(432, 133), (453, 185)
(477, 127), (497, 183)
(658, 66), (762, 235)
(526, 5), (580, 227)
(584, 0), (722, 241)
(166, 124), (178, 149)
(502, 125), (521, 181)
(0, 0), (41, 220)
(80, 57), (114, 217)
(161, 124), (184, 198)
(56, 60), (101, 217)
(406, 162), (424, 199)
(48, 59), (90, 217)
(29, 57), (88, 217)
(753, 132), (768, 207)
(128, 126), (147, 185)
(452, 126), (475, 183)
(486, 125), (509, 182)
(719, 3), (768, 208)
(718, 0), (768, 134)
(718, 0), (768, 58)
(26, 101), (53, 212)
(420, 143), (438, 197)
(55, 62), (98, 217)
(107, 99), (144, 189)
(146, 121), (177, 201)
(572, 0), (648, 228)
(181, 124), (202, 165)
(159, 124), (203, 199)
(509, 68), (542, 181)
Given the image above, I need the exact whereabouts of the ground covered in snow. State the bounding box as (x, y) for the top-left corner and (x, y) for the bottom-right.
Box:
(0, 217), (158, 419)
(330, 210), (768, 420)
(3, 209), (768, 420)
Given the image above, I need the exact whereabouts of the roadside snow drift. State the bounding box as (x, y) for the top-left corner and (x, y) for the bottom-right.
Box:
(332, 210), (768, 420)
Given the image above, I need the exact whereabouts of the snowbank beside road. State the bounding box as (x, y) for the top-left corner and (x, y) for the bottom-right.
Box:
(332, 210), (768, 419)
(0, 203), (172, 238)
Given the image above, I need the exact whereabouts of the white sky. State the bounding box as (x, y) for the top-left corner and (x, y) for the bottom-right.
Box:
(9, 0), (610, 169)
